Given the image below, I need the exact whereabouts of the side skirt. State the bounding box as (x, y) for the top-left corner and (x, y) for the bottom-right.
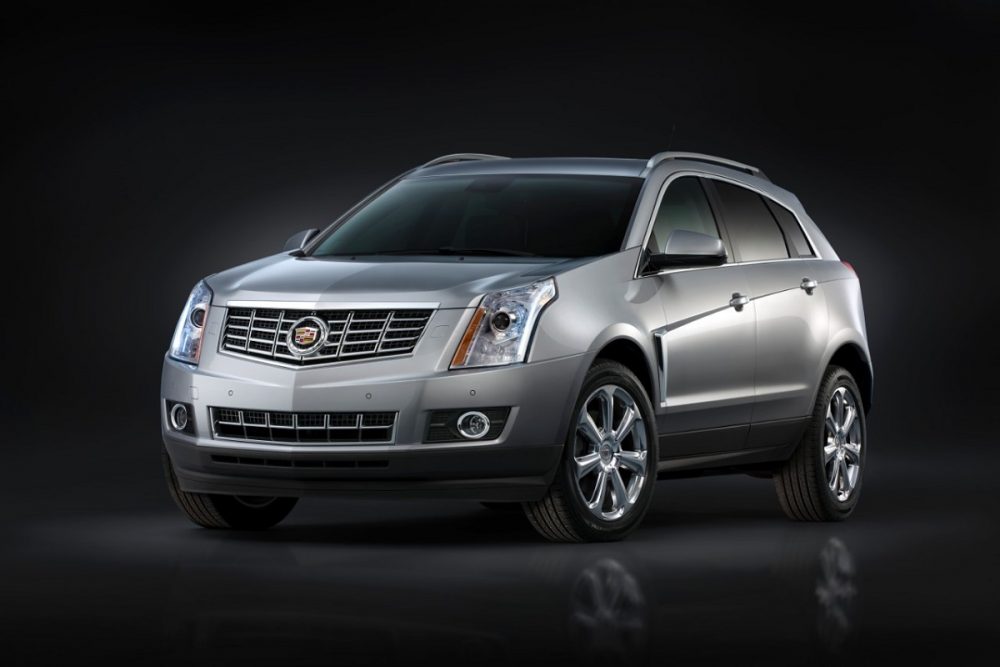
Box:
(656, 416), (808, 478)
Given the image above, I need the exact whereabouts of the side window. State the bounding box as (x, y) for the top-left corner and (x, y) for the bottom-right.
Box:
(713, 181), (789, 262)
(764, 198), (814, 257)
(647, 176), (719, 253)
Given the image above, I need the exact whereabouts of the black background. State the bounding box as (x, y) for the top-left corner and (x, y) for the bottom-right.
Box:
(2, 3), (998, 665)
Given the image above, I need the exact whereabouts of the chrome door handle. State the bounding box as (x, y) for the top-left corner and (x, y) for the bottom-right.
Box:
(800, 277), (818, 294)
(729, 293), (750, 311)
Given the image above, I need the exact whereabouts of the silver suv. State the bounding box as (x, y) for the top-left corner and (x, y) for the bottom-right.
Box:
(161, 152), (871, 542)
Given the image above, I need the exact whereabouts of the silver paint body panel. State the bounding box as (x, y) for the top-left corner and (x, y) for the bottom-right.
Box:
(161, 156), (871, 498)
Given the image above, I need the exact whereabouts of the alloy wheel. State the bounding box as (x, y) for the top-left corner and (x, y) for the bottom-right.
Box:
(823, 386), (863, 501)
(573, 385), (648, 521)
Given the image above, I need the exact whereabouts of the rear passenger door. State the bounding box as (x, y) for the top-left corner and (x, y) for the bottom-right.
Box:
(707, 180), (829, 438)
(646, 176), (756, 455)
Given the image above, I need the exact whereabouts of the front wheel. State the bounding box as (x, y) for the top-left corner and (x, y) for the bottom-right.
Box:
(774, 366), (867, 521)
(162, 448), (297, 529)
(523, 360), (658, 542)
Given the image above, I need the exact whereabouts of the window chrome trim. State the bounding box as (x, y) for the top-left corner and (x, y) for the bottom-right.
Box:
(632, 170), (820, 280)
(635, 255), (822, 279)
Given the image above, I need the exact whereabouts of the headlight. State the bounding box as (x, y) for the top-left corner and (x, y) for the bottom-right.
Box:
(169, 280), (213, 365)
(451, 278), (557, 369)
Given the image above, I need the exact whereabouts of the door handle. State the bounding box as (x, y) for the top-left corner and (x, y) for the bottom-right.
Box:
(800, 277), (818, 294)
(729, 293), (750, 311)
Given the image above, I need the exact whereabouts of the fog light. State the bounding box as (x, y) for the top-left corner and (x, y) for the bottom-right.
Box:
(169, 403), (190, 431)
(456, 411), (490, 439)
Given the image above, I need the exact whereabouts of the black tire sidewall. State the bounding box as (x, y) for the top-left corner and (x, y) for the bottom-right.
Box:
(557, 361), (658, 541)
(211, 495), (297, 529)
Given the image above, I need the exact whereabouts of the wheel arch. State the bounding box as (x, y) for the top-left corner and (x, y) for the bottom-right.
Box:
(551, 328), (659, 453)
(825, 342), (874, 413)
(593, 337), (656, 403)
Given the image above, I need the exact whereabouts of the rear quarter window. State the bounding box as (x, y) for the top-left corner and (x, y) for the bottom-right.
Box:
(763, 198), (814, 258)
(712, 181), (790, 262)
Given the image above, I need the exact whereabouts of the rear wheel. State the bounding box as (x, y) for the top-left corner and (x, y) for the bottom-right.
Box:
(523, 360), (658, 542)
(162, 448), (297, 529)
(774, 366), (866, 521)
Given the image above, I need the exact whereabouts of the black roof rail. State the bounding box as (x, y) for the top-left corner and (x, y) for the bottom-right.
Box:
(420, 153), (509, 169)
(645, 151), (768, 181)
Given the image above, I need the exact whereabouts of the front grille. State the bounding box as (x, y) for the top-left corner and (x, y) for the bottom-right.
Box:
(211, 407), (396, 444)
(220, 307), (433, 366)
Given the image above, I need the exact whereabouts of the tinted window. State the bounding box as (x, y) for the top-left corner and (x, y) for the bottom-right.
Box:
(312, 175), (643, 258)
(713, 181), (789, 262)
(764, 198), (814, 257)
(647, 176), (719, 253)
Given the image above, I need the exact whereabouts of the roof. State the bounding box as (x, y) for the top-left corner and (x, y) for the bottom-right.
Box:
(410, 157), (648, 179)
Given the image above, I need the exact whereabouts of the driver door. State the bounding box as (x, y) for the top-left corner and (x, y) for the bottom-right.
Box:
(646, 176), (756, 456)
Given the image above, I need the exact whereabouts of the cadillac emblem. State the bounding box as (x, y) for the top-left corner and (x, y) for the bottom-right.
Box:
(294, 326), (318, 346)
(286, 316), (328, 356)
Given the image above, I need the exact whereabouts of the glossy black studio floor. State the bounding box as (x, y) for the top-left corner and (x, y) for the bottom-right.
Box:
(4, 440), (997, 666)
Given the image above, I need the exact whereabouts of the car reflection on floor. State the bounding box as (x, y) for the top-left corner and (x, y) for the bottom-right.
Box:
(564, 536), (857, 665)
(814, 537), (857, 652)
(10, 452), (997, 665)
(156, 521), (858, 666)
(568, 558), (648, 664)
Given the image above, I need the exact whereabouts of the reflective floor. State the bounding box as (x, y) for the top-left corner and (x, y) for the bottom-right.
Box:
(4, 451), (998, 665)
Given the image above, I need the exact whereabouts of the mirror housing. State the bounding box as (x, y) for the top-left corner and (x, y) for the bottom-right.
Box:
(645, 230), (727, 271)
(283, 228), (319, 253)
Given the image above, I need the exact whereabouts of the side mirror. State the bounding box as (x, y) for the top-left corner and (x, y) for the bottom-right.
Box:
(645, 230), (727, 271)
(283, 228), (319, 253)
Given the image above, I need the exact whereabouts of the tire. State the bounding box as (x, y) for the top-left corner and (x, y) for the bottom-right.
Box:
(523, 360), (658, 542)
(775, 366), (866, 521)
(162, 448), (297, 529)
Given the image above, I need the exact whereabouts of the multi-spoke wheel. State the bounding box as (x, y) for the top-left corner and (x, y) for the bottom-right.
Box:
(573, 385), (649, 521)
(523, 360), (657, 542)
(775, 366), (867, 521)
(823, 386), (863, 501)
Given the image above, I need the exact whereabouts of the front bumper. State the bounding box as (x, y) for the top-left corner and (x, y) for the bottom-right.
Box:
(161, 350), (587, 501)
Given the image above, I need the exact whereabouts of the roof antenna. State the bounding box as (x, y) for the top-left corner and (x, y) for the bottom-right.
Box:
(666, 123), (677, 150)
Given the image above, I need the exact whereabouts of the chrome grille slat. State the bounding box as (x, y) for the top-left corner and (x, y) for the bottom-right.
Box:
(245, 309), (256, 353)
(270, 310), (284, 356)
(210, 407), (396, 444)
(220, 306), (432, 367)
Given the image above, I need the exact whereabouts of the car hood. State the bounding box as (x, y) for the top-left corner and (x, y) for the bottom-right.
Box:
(206, 253), (593, 309)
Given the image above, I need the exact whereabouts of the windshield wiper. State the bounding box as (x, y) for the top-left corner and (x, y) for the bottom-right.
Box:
(341, 247), (538, 257)
(437, 246), (538, 257)
(320, 249), (443, 256)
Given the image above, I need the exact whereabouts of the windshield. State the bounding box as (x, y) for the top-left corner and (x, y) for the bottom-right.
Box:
(311, 174), (643, 258)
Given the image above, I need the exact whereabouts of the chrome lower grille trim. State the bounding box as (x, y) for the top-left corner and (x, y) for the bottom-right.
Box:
(211, 407), (397, 444)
